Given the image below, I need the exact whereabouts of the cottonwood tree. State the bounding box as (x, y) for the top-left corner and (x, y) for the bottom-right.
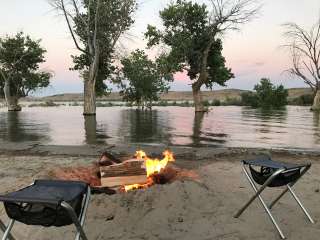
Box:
(0, 32), (51, 111)
(50, 0), (137, 115)
(145, 0), (260, 112)
(283, 17), (320, 111)
(118, 49), (173, 109)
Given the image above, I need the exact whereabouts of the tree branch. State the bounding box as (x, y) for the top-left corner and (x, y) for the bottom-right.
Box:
(59, 0), (87, 54)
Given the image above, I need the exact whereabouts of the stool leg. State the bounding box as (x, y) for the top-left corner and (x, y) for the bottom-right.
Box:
(0, 221), (6, 235)
(2, 219), (15, 240)
(269, 165), (311, 209)
(287, 185), (315, 224)
(234, 166), (286, 239)
(75, 187), (91, 240)
(61, 202), (88, 240)
(234, 166), (284, 218)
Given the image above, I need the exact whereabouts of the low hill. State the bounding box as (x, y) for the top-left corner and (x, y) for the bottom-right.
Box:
(27, 87), (312, 102)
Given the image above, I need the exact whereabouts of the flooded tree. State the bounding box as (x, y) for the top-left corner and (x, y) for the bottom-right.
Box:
(283, 17), (320, 111)
(50, 0), (137, 115)
(241, 78), (288, 108)
(117, 50), (173, 109)
(145, 0), (259, 112)
(0, 32), (51, 111)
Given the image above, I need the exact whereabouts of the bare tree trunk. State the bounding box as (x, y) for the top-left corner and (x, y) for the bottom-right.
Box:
(83, 50), (99, 115)
(84, 115), (97, 144)
(4, 79), (21, 112)
(191, 38), (214, 113)
(83, 78), (96, 115)
(192, 86), (205, 112)
(311, 90), (320, 111)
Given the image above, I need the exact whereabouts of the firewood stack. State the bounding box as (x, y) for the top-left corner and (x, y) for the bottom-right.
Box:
(100, 159), (148, 188)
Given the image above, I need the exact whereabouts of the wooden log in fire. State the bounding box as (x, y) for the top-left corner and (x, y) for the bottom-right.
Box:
(100, 159), (147, 187)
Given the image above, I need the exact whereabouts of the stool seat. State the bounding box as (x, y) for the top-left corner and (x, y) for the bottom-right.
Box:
(0, 180), (88, 205)
(0, 180), (91, 240)
(243, 156), (309, 170)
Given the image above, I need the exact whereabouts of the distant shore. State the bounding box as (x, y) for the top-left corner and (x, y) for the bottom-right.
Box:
(11, 87), (312, 103)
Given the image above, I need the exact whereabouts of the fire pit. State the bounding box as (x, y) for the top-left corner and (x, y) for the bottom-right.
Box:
(100, 150), (176, 192)
(51, 149), (198, 194)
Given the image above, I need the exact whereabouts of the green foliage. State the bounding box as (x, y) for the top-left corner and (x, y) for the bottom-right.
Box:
(289, 94), (314, 106)
(212, 99), (221, 106)
(145, 0), (234, 89)
(0, 32), (51, 98)
(182, 101), (191, 107)
(241, 78), (288, 108)
(118, 49), (173, 107)
(71, 0), (137, 96)
(157, 100), (169, 106)
(241, 92), (258, 107)
(29, 100), (59, 107)
(202, 100), (210, 107)
(223, 97), (242, 106)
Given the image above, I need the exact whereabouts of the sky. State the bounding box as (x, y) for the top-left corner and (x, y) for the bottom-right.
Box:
(0, 0), (319, 96)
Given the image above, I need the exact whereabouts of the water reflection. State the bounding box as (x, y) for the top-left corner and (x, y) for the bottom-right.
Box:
(241, 107), (288, 122)
(0, 111), (50, 142)
(0, 106), (319, 150)
(119, 109), (171, 145)
(313, 112), (320, 128)
(241, 107), (288, 135)
(190, 112), (228, 147)
(192, 112), (205, 146)
(84, 115), (110, 144)
(313, 112), (320, 145)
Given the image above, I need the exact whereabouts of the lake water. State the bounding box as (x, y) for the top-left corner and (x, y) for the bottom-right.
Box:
(0, 106), (319, 151)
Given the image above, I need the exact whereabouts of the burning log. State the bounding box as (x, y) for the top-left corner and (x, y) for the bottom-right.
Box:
(100, 159), (147, 188)
(100, 160), (146, 177)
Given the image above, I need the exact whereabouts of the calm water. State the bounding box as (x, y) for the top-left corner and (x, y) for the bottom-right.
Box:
(0, 106), (319, 151)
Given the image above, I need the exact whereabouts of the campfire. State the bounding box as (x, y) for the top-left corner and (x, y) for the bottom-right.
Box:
(51, 149), (198, 194)
(100, 150), (176, 192)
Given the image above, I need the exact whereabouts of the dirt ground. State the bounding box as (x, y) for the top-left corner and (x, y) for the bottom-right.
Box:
(0, 147), (319, 240)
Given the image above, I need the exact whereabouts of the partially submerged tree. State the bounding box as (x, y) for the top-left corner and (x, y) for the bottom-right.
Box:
(50, 0), (137, 115)
(118, 49), (173, 109)
(283, 17), (320, 111)
(0, 32), (51, 111)
(145, 0), (259, 112)
(241, 78), (288, 108)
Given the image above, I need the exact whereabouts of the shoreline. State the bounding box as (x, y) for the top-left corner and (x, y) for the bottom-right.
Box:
(1, 142), (320, 158)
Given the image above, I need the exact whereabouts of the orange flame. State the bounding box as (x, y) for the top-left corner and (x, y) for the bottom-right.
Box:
(123, 150), (175, 192)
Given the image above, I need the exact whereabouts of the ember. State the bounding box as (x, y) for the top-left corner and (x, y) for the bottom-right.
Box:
(123, 150), (175, 191)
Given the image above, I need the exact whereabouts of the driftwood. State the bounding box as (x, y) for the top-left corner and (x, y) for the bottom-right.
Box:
(100, 159), (147, 187)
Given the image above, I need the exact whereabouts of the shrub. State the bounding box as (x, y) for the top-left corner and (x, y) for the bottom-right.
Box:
(182, 101), (190, 107)
(158, 100), (168, 106)
(290, 94), (314, 106)
(241, 92), (258, 107)
(202, 100), (210, 107)
(223, 97), (242, 106)
(241, 78), (288, 108)
(212, 99), (221, 106)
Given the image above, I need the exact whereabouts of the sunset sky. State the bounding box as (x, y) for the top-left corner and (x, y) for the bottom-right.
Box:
(0, 0), (319, 96)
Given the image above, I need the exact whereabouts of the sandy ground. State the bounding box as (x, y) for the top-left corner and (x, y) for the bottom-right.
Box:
(0, 148), (319, 240)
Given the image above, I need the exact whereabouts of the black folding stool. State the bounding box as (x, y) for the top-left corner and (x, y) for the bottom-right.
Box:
(0, 180), (91, 240)
(234, 156), (314, 239)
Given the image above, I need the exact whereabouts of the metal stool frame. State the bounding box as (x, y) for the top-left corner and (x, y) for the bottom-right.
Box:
(234, 162), (314, 239)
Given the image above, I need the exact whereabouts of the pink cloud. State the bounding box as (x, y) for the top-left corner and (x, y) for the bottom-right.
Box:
(174, 70), (189, 81)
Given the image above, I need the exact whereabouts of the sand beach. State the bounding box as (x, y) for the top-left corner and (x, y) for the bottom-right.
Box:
(0, 144), (319, 240)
